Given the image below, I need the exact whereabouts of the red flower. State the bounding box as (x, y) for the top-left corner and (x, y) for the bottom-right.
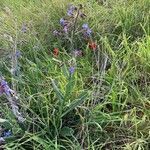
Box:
(89, 42), (97, 51)
(53, 48), (59, 56)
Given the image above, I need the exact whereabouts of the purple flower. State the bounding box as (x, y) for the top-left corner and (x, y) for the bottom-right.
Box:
(69, 67), (75, 74)
(82, 23), (92, 37)
(63, 26), (68, 33)
(86, 29), (92, 36)
(72, 50), (83, 57)
(3, 130), (12, 137)
(60, 18), (65, 26)
(0, 80), (12, 96)
(82, 24), (89, 30)
(67, 10), (73, 16)
(67, 5), (75, 16)
(15, 50), (21, 58)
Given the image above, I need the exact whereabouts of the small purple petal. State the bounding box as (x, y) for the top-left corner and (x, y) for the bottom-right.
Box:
(15, 50), (21, 58)
(67, 5), (75, 16)
(3, 86), (11, 95)
(82, 23), (92, 37)
(63, 26), (68, 33)
(82, 24), (89, 30)
(1, 80), (7, 87)
(86, 29), (92, 36)
(60, 18), (65, 26)
(67, 10), (73, 16)
(3, 130), (12, 137)
(69, 67), (75, 74)
(0, 80), (13, 96)
(72, 50), (83, 57)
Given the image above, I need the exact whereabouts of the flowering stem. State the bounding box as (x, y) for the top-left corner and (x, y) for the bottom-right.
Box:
(0, 76), (25, 123)
(6, 94), (25, 123)
(1, 21), (26, 124)
(71, 7), (80, 50)
(11, 21), (18, 90)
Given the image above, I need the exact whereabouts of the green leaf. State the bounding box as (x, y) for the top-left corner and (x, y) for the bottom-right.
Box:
(0, 118), (12, 129)
(64, 77), (75, 101)
(61, 91), (88, 117)
(51, 79), (64, 101)
(0, 118), (7, 123)
(60, 126), (74, 137)
(61, 64), (69, 79)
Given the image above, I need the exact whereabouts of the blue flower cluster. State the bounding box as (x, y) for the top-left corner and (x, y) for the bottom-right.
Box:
(53, 4), (90, 36)
(69, 66), (75, 75)
(59, 18), (69, 33)
(0, 130), (12, 142)
(2, 130), (12, 137)
(67, 5), (76, 16)
(82, 23), (92, 37)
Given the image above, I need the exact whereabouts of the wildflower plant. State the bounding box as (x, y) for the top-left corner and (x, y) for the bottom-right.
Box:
(0, 1), (149, 149)
(53, 4), (93, 52)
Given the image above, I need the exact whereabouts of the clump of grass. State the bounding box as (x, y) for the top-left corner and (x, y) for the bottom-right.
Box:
(0, 0), (150, 149)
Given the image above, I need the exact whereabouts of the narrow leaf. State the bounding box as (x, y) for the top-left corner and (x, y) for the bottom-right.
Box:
(51, 79), (64, 101)
(61, 91), (88, 117)
(0, 118), (12, 129)
(60, 126), (74, 137)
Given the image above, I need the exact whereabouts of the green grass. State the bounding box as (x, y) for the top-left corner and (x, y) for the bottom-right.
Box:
(0, 0), (150, 149)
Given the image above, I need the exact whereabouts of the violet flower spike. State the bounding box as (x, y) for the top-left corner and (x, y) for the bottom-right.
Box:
(0, 77), (25, 123)
(0, 80), (13, 96)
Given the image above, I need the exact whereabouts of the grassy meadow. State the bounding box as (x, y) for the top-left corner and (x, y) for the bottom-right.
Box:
(0, 0), (150, 149)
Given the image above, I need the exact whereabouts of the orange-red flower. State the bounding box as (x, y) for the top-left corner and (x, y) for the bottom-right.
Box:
(53, 48), (59, 56)
(88, 42), (97, 51)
